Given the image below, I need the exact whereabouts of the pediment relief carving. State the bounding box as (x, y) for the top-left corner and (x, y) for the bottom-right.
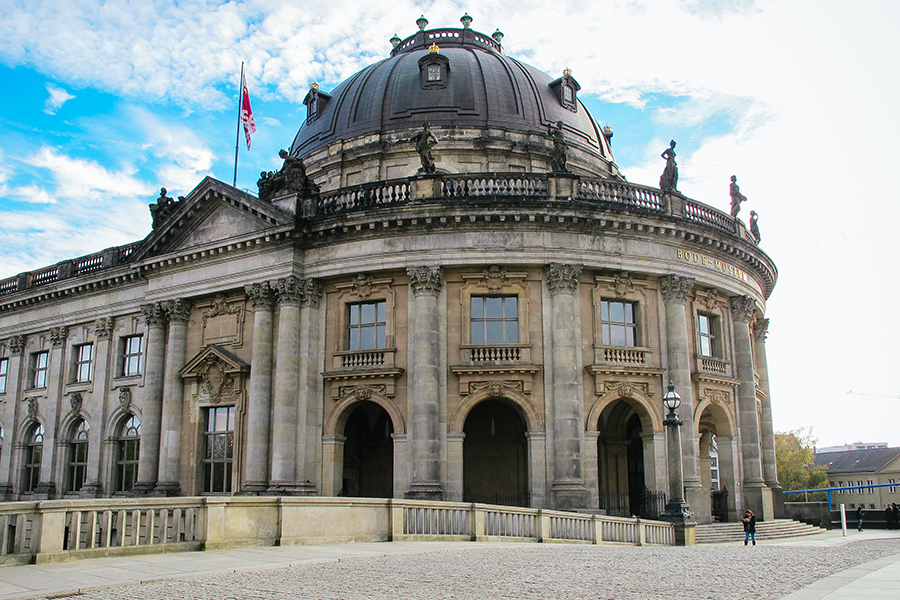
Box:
(181, 345), (249, 405)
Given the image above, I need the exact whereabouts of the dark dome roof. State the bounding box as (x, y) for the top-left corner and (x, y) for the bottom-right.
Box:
(290, 27), (610, 163)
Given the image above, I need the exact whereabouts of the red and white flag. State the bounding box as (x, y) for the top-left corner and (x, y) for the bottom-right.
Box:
(240, 72), (256, 150)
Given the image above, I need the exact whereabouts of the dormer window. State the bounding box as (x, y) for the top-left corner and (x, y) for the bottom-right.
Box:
(303, 82), (331, 123)
(564, 86), (573, 103)
(418, 50), (450, 90)
(549, 69), (581, 113)
(427, 64), (441, 82)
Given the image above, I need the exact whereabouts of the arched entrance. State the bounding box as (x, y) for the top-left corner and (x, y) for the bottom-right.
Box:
(462, 399), (528, 506)
(697, 399), (737, 523)
(341, 403), (393, 498)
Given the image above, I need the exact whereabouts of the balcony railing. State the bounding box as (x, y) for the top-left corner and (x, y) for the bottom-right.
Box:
(335, 348), (395, 369)
(462, 344), (526, 363)
(596, 346), (650, 366)
(698, 356), (729, 376)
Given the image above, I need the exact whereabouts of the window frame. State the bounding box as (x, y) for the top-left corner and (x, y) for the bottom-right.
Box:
(599, 299), (639, 347)
(31, 351), (49, 389)
(122, 335), (143, 377)
(202, 406), (235, 494)
(469, 295), (520, 346)
(73, 343), (93, 383)
(0, 357), (7, 394)
(346, 300), (388, 351)
(115, 415), (141, 493)
(66, 419), (90, 493)
(23, 423), (44, 493)
(697, 312), (719, 358)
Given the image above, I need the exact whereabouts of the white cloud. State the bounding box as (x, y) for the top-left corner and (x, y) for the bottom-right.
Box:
(43, 83), (75, 114)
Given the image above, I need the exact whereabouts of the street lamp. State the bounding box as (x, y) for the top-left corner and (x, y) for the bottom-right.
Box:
(662, 380), (693, 524)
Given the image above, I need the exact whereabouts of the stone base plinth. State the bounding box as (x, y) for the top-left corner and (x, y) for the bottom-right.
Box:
(154, 481), (182, 497)
(741, 484), (774, 521)
(551, 480), (590, 512)
(405, 482), (444, 501)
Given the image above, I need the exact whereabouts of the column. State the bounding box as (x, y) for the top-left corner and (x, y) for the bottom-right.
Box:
(527, 431), (548, 508)
(731, 295), (772, 518)
(80, 318), (115, 497)
(241, 281), (275, 493)
(404, 265), (444, 500)
(34, 326), (68, 498)
(546, 263), (589, 511)
(155, 298), (192, 495)
(268, 276), (302, 493)
(754, 318), (779, 488)
(0, 336), (25, 499)
(133, 302), (167, 494)
(659, 275), (705, 516)
(298, 278), (324, 495)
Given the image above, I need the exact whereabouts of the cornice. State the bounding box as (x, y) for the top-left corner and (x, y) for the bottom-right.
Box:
(691, 372), (742, 386)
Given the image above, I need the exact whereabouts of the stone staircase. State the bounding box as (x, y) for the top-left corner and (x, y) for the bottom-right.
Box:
(695, 519), (826, 544)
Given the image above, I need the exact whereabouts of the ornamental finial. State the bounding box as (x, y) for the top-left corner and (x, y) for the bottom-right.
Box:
(309, 81), (319, 90)
(429, 42), (440, 53)
(563, 67), (572, 77)
(416, 15), (428, 31)
(460, 13), (473, 29)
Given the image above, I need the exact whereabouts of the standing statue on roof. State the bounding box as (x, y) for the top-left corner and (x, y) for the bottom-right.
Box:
(548, 120), (568, 172)
(729, 175), (747, 218)
(659, 140), (678, 192)
(749, 210), (761, 243)
(410, 122), (439, 174)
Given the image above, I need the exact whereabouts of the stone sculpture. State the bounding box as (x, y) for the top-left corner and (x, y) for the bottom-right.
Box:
(659, 140), (678, 192)
(150, 187), (180, 229)
(749, 210), (761, 243)
(548, 120), (568, 172)
(410, 122), (439, 174)
(257, 149), (319, 201)
(729, 175), (747, 218)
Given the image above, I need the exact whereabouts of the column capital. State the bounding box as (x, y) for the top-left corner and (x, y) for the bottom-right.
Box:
(753, 317), (770, 341)
(93, 317), (115, 340)
(730, 295), (756, 323)
(659, 274), (695, 305)
(165, 298), (193, 323)
(141, 302), (168, 328)
(8, 334), (26, 355)
(301, 278), (324, 307)
(407, 265), (444, 297)
(546, 262), (582, 295)
(49, 326), (69, 348)
(245, 281), (275, 310)
(274, 275), (304, 306)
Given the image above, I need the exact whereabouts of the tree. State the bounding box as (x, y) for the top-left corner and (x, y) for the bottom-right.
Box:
(776, 428), (828, 501)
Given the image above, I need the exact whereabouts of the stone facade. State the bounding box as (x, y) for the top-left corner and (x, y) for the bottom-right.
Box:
(0, 22), (779, 524)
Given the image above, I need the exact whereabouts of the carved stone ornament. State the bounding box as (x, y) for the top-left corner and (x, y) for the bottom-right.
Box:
(659, 274), (695, 305)
(118, 387), (132, 409)
(245, 281), (275, 310)
(257, 149), (319, 202)
(548, 120), (568, 173)
(274, 275), (305, 306)
(8, 335), (25, 356)
(69, 392), (83, 414)
(302, 278), (324, 308)
(49, 326), (69, 348)
(199, 354), (235, 404)
(149, 187), (182, 230)
(603, 380), (650, 398)
(93, 317), (115, 341)
(754, 317), (770, 341)
(338, 383), (387, 400)
(141, 302), (168, 328)
(166, 298), (193, 323)
(703, 387), (731, 405)
(408, 265), (444, 297)
(730, 295), (756, 323)
(703, 290), (721, 312)
(26, 397), (38, 420)
(468, 380), (524, 397)
(546, 263), (582, 295)
(611, 271), (634, 298)
(482, 266), (507, 292)
(352, 385), (373, 401)
(352, 274), (374, 300)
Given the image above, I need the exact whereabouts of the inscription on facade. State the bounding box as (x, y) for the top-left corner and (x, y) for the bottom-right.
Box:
(677, 249), (748, 282)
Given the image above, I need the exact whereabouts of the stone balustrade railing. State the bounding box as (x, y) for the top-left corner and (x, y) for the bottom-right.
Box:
(465, 345), (524, 362)
(598, 346), (650, 365)
(0, 496), (674, 565)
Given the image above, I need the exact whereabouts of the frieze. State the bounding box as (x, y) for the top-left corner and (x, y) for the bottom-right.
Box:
(338, 383), (387, 400)
(408, 265), (444, 297)
(730, 295), (756, 323)
(93, 317), (115, 341)
(468, 379), (524, 397)
(49, 326), (68, 348)
(245, 281), (276, 310)
(603, 380), (650, 398)
(702, 387), (732, 406)
(676, 249), (750, 283)
(660, 274), (695, 305)
(546, 263), (582, 295)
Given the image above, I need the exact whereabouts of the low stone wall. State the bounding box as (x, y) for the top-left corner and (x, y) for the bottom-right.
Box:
(0, 497), (676, 564)
(783, 502), (831, 529)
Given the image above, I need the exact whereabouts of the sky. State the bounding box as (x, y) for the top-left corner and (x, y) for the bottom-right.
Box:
(1, 0), (898, 448)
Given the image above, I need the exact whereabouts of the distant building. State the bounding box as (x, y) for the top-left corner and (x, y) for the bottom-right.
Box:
(815, 447), (900, 509)
(817, 442), (889, 453)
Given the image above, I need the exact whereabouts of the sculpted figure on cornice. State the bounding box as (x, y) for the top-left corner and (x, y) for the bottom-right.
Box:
(548, 120), (568, 173)
(730, 295), (756, 323)
(245, 281), (276, 310)
(660, 274), (695, 305)
(8, 335), (25, 356)
(258, 149), (319, 202)
(93, 317), (115, 341)
(141, 302), (168, 328)
(754, 317), (770, 341)
(408, 265), (444, 297)
(149, 187), (182, 230)
(49, 326), (68, 348)
(546, 263), (582, 295)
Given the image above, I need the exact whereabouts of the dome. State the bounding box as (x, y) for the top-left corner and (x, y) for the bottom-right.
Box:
(290, 24), (618, 186)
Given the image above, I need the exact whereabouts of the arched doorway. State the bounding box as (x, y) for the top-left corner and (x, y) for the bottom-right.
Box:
(341, 403), (393, 498)
(698, 401), (736, 523)
(463, 399), (528, 506)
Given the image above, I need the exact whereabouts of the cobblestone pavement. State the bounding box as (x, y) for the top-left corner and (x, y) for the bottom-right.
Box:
(68, 538), (900, 600)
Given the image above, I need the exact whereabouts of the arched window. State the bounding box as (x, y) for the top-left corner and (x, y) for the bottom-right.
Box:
(115, 415), (140, 492)
(67, 419), (90, 493)
(23, 424), (44, 493)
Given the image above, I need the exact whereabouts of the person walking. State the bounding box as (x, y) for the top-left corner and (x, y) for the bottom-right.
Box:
(855, 506), (864, 532)
(742, 510), (756, 546)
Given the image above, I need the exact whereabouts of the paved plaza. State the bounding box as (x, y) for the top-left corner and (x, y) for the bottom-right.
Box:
(0, 531), (898, 600)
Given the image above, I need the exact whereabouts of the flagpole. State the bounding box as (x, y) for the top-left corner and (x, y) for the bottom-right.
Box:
(233, 62), (244, 187)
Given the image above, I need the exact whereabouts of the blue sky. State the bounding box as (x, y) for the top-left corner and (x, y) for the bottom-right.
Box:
(1, 0), (899, 447)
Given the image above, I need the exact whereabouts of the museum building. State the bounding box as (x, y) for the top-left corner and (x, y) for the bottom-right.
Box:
(0, 17), (780, 524)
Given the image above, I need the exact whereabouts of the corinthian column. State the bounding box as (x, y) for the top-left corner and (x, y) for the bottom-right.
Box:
(155, 298), (192, 495)
(731, 296), (771, 518)
(34, 326), (68, 498)
(242, 281), (275, 493)
(754, 318), (779, 489)
(269, 276), (303, 493)
(659, 275), (705, 520)
(298, 278), (324, 495)
(546, 263), (589, 511)
(133, 303), (167, 494)
(404, 265), (444, 500)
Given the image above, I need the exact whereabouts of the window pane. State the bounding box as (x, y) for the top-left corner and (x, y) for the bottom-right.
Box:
(601, 324), (610, 345)
(486, 321), (503, 344)
(376, 325), (386, 348)
(349, 304), (360, 325)
(625, 303), (634, 322)
(610, 302), (624, 322)
(485, 297), (502, 319)
(700, 337), (711, 356)
(471, 297), (483, 319)
(504, 297), (517, 318)
(377, 301), (386, 322)
(506, 321), (518, 343)
(360, 326), (375, 349)
(215, 408), (229, 432)
(361, 303), (375, 324)
(471, 323), (484, 345)
(625, 328), (635, 346)
(349, 328), (359, 350)
(611, 325), (626, 346)
(601, 301), (609, 321)
(698, 315), (709, 334)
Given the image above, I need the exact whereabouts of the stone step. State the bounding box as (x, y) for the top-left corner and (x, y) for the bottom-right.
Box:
(695, 519), (826, 544)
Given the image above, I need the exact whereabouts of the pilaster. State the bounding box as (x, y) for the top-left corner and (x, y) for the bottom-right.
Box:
(269, 275), (303, 493)
(242, 281), (275, 493)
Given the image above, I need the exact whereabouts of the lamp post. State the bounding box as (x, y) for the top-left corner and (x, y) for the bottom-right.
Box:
(661, 380), (696, 544)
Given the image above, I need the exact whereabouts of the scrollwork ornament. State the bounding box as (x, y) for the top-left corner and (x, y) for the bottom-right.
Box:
(8, 335), (25, 355)
(659, 274), (695, 305)
(407, 265), (444, 297)
(352, 385), (373, 401)
(482, 266), (507, 292)
(612, 272), (634, 297)
(754, 317), (770, 341)
(49, 326), (69, 347)
(69, 392), (83, 414)
(93, 317), (115, 340)
(245, 281), (276, 310)
(730, 295), (756, 323)
(352, 274), (374, 300)
(546, 263), (582, 295)
(118, 387), (132, 409)
(26, 397), (38, 420)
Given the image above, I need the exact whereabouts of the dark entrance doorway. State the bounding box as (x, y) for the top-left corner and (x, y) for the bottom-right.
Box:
(341, 403), (393, 498)
(462, 400), (528, 506)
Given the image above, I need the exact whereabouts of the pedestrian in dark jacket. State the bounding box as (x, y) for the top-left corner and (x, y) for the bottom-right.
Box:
(855, 506), (864, 532)
(742, 510), (756, 545)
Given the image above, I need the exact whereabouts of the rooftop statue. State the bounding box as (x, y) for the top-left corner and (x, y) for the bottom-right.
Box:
(659, 140), (678, 193)
(549, 120), (568, 173)
(150, 187), (179, 229)
(729, 175), (747, 218)
(258, 149), (318, 201)
(410, 122), (439, 174)
(749, 210), (761, 243)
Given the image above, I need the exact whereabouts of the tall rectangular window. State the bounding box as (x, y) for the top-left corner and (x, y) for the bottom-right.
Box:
(697, 314), (718, 357)
(202, 406), (235, 494)
(471, 296), (518, 345)
(0, 358), (7, 393)
(32, 351), (49, 389)
(890, 479), (896, 493)
(348, 301), (386, 350)
(867, 480), (874, 494)
(122, 335), (143, 377)
(600, 300), (638, 346)
(74, 344), (93, 383)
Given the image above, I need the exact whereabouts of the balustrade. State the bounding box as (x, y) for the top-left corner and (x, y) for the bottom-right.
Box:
(684, 200), (736, 234)
(339, 350), (388, 369)
(599, 346), (648, 365)
(698, 356), (729, 375)
(466, 345), (522, 362)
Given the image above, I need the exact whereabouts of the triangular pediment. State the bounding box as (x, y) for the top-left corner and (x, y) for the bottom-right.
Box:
(180, 344), (250, 378)
(130, 177), (295, 261)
